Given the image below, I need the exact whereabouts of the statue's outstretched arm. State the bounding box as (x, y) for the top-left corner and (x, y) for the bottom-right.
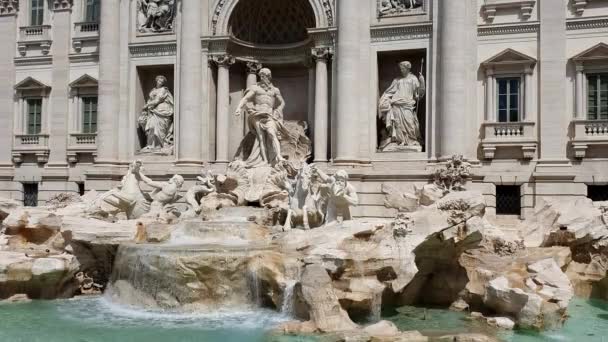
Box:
(235, 89), (256, 116)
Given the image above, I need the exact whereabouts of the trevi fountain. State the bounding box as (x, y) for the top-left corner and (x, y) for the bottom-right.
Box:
(1, 0), (608, 341)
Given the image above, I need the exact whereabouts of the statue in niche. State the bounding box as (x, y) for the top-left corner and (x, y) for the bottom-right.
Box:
(378, 61), (425, 152)
(233, 68), (294, 168)
(379, 0), (423, 16)
(137, 0), (176, 33)
(138, 75), (174, 154)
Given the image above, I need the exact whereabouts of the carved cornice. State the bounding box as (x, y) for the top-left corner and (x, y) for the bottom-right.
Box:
(0, 0), (18, 16)
(51, 0), (73, 11)
(308, 27), (337, 48)
(481, 0), (535, 22)
(567, 17), (608, 31)
(129, 43), (176, 58)
(477, 22), (539, 36)
(211, 54), (236, 67)
(246, 61), (263, 74)
(370, 22), (432, 43)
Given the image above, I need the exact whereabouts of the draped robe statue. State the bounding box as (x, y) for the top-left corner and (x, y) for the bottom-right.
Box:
(138, 75), (174, 153)
(378, 61), (425, 151)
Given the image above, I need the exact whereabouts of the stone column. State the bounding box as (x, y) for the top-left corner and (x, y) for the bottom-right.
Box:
(47, 0), (73, 167)
(485, 68), (494, 121)
(213, 55), (235, 163)
(246, 62), (261, 88)
(177, 0), (202, 165)
(334, 0), (361, 163)
(437, 0), (476, 159)
(96, 0), (121, 163)
(575, 63), (584, 119)
(0, 1), (18, 167)
(538, 1), (567, 161)
(312, 47), (330, 162)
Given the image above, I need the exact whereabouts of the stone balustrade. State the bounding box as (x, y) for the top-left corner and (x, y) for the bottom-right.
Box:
(12, 134), (50, 164)
(480, 121), (537, 160)
(67, 133), (97, 163)
(571, 119), (608, 158)
(18, 25), (52, 56)
(72, 22), (99, 53)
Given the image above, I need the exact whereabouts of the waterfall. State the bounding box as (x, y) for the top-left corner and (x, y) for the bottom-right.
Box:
(280, 280), (297, 316)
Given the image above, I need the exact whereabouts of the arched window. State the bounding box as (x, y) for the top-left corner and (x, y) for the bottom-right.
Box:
(228, 0), (315, 45)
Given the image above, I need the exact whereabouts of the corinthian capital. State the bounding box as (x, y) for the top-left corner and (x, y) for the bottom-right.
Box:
(52, 0), (73, 11)
(312, 47), (332, 62)
(0, 0), (19, 16)
(246, 62), (263, 75)
(211, 55), (236, 67)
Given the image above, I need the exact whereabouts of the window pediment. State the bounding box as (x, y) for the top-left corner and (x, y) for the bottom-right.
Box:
(69, 74), (98, 89)
(482, 48), (536, 69)
(14, 77), (50, 91)
(572, 43), (608, 62)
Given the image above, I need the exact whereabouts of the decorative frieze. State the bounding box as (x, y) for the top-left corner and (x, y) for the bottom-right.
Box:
(129, 43), (176, 58)
(567, 17), (608, 30)
(370, 22), (432, 43)
(477, 22), (539, 36)
(0, 0), (18, 16)
(378, 0), (425, 18)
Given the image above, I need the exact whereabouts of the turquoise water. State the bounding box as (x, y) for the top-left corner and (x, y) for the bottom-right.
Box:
(0, 297), (308, 342)
(387, 298), (608, 342)
(0, 297), (606, 342)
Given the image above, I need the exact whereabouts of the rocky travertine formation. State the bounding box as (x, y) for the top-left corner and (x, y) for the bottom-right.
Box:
(0, 168), (606, 339)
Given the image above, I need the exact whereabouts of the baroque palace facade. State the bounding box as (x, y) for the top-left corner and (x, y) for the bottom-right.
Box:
(0, 0), (608, 218)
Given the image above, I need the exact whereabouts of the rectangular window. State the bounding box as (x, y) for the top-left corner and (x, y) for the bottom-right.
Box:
(82, 96), (97, 133)
(587, 73), (608, 121)
(30, 0), (44, 26)
(23, 183), (38, 207)
(588, 185), (608, 202)
(85, 0), (100, 22)
(497, 77), (521, 123)
(26, 98), (42, 135)
(496, 185), (521, 216)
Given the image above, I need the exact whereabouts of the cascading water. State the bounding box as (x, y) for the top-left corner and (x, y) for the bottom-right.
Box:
(280, 280), (297, 316)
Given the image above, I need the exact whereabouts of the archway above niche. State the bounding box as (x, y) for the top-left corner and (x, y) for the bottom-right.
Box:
(229, 0), (314, 45)
(211, 0), (335, 36)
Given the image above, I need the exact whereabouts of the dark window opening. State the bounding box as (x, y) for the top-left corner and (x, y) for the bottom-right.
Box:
(30, 0), (44, 26)
(587, 73), (608, 121)
(23, 183), (39, 207)
(85, 0), (100, 22)
(82, 96), (97, 133)
(496, 185), (521, 216)
(77, 183), (85, 196)
(497, 77), (521, 123)
(588, 185), (608, 202)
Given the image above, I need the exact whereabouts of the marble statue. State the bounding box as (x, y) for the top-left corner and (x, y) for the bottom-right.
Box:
(185, 170), (217, 216)
(234, 68), (293, 168)
(283, 163), (326, 230)
(379, 0), (423, 16)
(136, 170), (184, 217)
(312, 167), (359, 225)
(378, 61), (425, 152)
(93, 160), (149, 219)
(137, 0), (176, 33)
(138, 75), (174, 154)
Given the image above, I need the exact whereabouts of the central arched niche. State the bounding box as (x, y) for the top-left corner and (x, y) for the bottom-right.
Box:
(228, 0), (316, 45)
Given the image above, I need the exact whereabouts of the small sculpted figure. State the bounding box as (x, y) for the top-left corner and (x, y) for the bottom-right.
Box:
(136, 170), (184, 215)
(312, 167), (359, 225)
(185, 170), (217, 215)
